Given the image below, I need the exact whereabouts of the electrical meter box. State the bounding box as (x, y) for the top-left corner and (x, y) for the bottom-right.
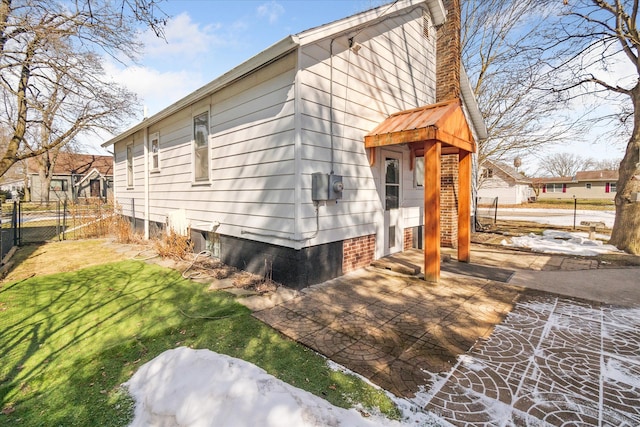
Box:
(329, 174), (344, 200)
(312, 173), (343, 201)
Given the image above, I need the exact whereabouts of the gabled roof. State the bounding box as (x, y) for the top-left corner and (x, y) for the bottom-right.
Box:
(27, 153), (112, 176)
(364, 99), (475, 154)
(483, 159), (531, 183)
(102, 0), (487, 147)
(75, 168), (106, 186)
(532, 176), (574, 184)
(575, 170), (618, 181)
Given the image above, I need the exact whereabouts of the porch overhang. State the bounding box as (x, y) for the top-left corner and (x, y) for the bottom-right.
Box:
(364, 99), (476, 154)
(364, 98), (477, 282)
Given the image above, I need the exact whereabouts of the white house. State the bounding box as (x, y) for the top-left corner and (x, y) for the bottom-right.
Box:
(103, 0), (487, 288)
(476, 160), (532, 205)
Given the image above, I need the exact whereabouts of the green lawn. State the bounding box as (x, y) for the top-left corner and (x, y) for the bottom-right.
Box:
(0, 260), (399, 426)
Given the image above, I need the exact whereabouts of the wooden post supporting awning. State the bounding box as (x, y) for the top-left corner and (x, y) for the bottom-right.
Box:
(364, 98), (476, 282)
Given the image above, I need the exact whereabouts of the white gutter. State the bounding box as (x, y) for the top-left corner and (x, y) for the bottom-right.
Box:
(102, 36), (299, 148)
(460, 66), (488, 141)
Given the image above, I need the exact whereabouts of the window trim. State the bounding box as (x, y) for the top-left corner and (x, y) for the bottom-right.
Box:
(126, 143), (134, 189)
(149, 132), (160, 173)
(545, 183), (566, 193)
(192, 109), (211, 184)
(585, 182), (592, 190)
(414, 156), (424, 188)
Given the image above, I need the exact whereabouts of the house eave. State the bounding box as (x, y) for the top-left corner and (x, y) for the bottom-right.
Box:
(295, 0), (446, 45)
(102, 35), (300, 148)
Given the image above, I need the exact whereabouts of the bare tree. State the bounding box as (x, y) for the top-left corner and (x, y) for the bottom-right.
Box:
(0, 0), (165, 178)
(537, 152), (595, 176)
(590, 158), (622, 171)
(461, 0), (589, 167)
(537, 0), (640, 254)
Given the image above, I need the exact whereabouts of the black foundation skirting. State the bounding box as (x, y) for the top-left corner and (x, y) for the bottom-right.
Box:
(219, 235), (343, 290)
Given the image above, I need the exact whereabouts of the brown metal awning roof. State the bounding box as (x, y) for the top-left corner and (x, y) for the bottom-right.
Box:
(364, 98), (476, 155)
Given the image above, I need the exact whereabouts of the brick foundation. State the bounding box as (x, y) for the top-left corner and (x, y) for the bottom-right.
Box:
(403, 227), (414, 251)
(441, 154), (459, 247)
(342, 234), (376, 274)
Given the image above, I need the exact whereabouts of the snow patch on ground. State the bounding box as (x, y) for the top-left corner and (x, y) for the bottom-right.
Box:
(502, 230), (622, 256)
(125, 347), (447, 427)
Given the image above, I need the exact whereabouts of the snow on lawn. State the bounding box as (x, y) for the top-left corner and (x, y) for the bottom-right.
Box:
(503, 230), (622, 256)
(125, 347), (445, 427)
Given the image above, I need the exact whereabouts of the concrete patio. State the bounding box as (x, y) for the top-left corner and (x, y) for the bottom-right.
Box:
(251, 245), (640, 425)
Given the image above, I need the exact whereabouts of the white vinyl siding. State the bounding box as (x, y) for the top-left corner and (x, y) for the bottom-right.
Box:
(112, 53), (298, 239)
(115, 135), (144, 218)
(110, 4), (441, 252)
(297, 6), (435, 246)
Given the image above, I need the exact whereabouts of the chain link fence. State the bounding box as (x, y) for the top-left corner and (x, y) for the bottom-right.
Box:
(0, 201), (115, 255)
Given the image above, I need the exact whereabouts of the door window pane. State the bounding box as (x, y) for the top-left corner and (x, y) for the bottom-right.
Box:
(385, 157), (400, 210)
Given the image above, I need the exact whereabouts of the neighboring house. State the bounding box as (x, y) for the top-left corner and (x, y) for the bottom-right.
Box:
(103, 0), (487, 288)
(0, 161), (26, 199)
(27, 153), (113, 202)
(534, 170), (619, 200)
(476, 160), (533, 205)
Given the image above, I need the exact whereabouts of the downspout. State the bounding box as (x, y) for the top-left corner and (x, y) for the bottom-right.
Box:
(293, 46), (303, 247)
(143, 127), (150, 239)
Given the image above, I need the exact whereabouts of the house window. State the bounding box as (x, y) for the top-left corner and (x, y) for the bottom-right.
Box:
(414, 157), (424, 187)
(545, 183), (566, 193)
(50, 179), (68, 192)
(193, 111), (210, 182)
(606, 182), (616, 193)
(481, 168), (494, 179)
(150, 133), (160, 171)
(126, 144), (134, 188)
(585, 182), (592, 190)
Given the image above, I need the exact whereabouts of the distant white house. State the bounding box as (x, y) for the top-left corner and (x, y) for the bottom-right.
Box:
(103, 0), (487, 287)
(476, 160), (532, 205)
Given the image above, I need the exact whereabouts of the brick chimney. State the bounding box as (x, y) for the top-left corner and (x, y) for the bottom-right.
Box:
(437, 0), (462, 247)
(436, 0), (461, 103)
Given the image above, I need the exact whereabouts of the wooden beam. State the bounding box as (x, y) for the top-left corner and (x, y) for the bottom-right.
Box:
(458, 150), (471, 263)
(424, 140), (441, 282)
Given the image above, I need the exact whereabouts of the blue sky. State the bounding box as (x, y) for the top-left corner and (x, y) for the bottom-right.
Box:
(98, 0), (627, 171)
(104, 1), (385, 124)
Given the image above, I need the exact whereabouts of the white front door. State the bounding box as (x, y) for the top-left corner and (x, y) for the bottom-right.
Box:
(382, 151), (402, 256)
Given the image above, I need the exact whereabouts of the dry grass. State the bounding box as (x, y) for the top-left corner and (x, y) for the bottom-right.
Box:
(1, 239), (141, 283)
(232, 271), (279, 293)
(153, 229), (194, 260)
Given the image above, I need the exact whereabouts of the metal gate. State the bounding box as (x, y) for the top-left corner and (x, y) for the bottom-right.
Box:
(15, 201), (67, 244)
